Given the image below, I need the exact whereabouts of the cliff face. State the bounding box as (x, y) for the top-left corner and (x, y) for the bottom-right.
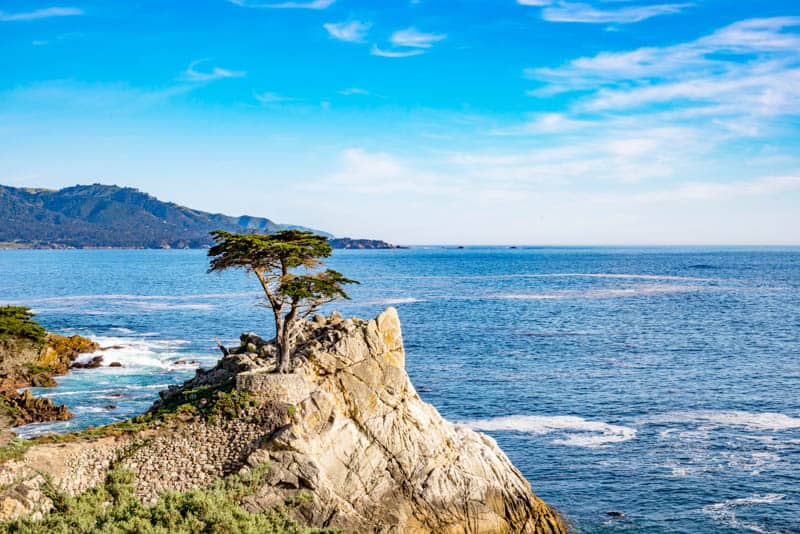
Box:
(0, 309), (565, 533)
(0, 333), (99, 441)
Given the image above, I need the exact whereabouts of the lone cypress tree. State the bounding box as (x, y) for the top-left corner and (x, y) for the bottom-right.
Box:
(208, 230), (358, 373)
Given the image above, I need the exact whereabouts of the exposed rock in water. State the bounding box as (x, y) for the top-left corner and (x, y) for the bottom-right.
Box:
(0, 308), (566, 533)
(41, 334), (100, 374)
(0, 389), (72, 426)
(0, 331), (98, 439)
(70, 355), (103, 369)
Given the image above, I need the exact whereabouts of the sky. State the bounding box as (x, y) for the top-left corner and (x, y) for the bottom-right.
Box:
(1, 0), (799, 245)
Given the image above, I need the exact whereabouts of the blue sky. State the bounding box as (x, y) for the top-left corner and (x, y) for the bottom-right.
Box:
(1, 0), (799, 244)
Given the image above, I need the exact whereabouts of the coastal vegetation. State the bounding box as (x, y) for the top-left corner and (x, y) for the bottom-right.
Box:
(208, 230), (358, 373)
(0, 465), (334, 534)
(0, 306), (46, 346)
(0, 307), (99, 441)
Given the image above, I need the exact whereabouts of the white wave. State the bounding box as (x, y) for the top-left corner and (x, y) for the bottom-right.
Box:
(495, 284), (708, 300)
(71, 335), (197, 369)
(0, 292), (258, 305)
(466, 415), (636, 448)
(37, 383), (174, 398)
(646, 411), (800, 431)
(373, 273), (718, 282)
(703, 494), (786, 534)
(131, 302), (215, 311)
(365, 297), (422, 305)
(111, 327), (135, 334)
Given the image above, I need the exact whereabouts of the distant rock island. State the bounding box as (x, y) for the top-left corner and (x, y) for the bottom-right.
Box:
(0, 184), (399, 250)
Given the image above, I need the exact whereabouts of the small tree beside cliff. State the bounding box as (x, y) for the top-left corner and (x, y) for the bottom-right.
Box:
(208, 230), (357, 373)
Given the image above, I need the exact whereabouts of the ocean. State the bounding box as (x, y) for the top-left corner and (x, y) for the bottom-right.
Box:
(1, 247), (798, 533)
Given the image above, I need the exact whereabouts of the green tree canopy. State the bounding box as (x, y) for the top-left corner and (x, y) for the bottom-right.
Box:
(208, 230), (358, 373)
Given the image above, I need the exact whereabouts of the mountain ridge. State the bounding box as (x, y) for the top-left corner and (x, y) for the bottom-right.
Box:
(0, 184), (397, 250)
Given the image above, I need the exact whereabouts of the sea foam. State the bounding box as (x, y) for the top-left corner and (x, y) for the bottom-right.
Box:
(645, 411), (800, 431)
(467, 415), (636, 447)
(703, 493), (786, 534)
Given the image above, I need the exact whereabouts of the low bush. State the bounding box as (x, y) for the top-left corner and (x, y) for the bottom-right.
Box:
(0, 306), (46, 346)
(0, 466), (336, 534)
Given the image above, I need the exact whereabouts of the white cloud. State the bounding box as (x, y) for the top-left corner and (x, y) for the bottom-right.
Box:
(540, 2), (692, 24)
(339, 87), (369, 96)
(523, 16), (800, 136)
(370, 45), (424, 58)
(184, 60), (245, 82)
(254, 91), (292, 103)
(593, 175), (800, 204)
(307, 148), (456, 195)
(323, 21), (370, 42)
(0, 7), (82, 21)
(390, 27), (446, 48)
(228, 0), (335, 8)
(518, 0), (553, 6)
(490, 113), (591, 135)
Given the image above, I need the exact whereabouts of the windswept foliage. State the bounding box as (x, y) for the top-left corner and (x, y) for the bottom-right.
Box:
(208, 230), (358, 372)
(0, 466), (335, 534)
(0, 306), (46, 345)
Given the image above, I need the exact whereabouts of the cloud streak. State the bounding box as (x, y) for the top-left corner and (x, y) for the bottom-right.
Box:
(184, 60), (245, 82)
(541, 2), (693, 24)
(371, 45), (424, 58)
(0, 7), (82, 21)
(390, 28), (447, 48)
(228, 0), (335, 8)
(324, 21), (370, 42)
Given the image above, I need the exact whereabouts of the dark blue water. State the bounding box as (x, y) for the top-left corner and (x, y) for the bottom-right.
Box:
(1, 247), (799, 533)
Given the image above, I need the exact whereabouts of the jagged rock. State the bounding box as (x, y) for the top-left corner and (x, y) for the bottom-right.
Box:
(109, 361), (122, 367)
(235, 308), (566, 533)
(0, 332), (96, 435)
(0, 309), (566, 533)
(71, 355), (103, 369)
(3, 389), (72, 426)
(40, 334), (99, 374)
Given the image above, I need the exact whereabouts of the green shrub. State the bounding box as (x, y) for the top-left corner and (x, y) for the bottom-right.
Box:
(0, 306), (46, 346)
(0, 466), (337, 534)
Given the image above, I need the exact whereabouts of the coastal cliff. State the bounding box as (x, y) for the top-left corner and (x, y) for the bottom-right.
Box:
(0, 307), (99, 442)
(0, 308), (565, 533)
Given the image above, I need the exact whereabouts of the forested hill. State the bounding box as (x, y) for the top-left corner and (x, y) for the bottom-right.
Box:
(0, 184), (397, 249)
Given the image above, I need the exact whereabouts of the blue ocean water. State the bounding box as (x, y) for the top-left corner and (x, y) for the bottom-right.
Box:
(1, 247), (799, 533)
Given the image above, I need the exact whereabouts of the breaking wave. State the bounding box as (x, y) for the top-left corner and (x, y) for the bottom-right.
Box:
(466, 415), (636, 448)
(644, 411), (800, 431)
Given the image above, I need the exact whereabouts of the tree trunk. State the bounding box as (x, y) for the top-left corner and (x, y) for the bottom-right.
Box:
(277, 308), (297, 374)
(278, 338), (292, 374)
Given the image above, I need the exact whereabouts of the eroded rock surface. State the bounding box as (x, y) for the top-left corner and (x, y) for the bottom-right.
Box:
(0, 308), (566, 533)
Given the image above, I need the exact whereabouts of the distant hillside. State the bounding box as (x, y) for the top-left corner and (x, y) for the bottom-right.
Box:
(0, 184), (397, 249)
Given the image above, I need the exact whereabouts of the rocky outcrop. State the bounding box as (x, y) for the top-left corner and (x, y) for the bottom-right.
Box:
(0, 333), (98, 440)
(0, 309), (566, 533)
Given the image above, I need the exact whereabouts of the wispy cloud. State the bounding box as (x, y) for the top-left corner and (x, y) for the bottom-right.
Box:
(523, 16), (800, 132)
(390, 27), (447, 48)
(370, 45), (424, 58)
(537, 2), (693, 24)
(593, 175), (800, 205)
(254, 91), (292, 104)
(323, 21), (370, 43)
(0, 80), (194, 112)
(370, 27), (446, 58)
(0, 7), (82, 22)
(339, 87), (369, 96)
(183, 60), (245, 82)
(228, 0), (335, 8)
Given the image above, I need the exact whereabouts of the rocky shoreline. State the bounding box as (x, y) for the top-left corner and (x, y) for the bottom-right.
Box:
(0, 307), (100, 443)
(0, 308), (566, 532)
